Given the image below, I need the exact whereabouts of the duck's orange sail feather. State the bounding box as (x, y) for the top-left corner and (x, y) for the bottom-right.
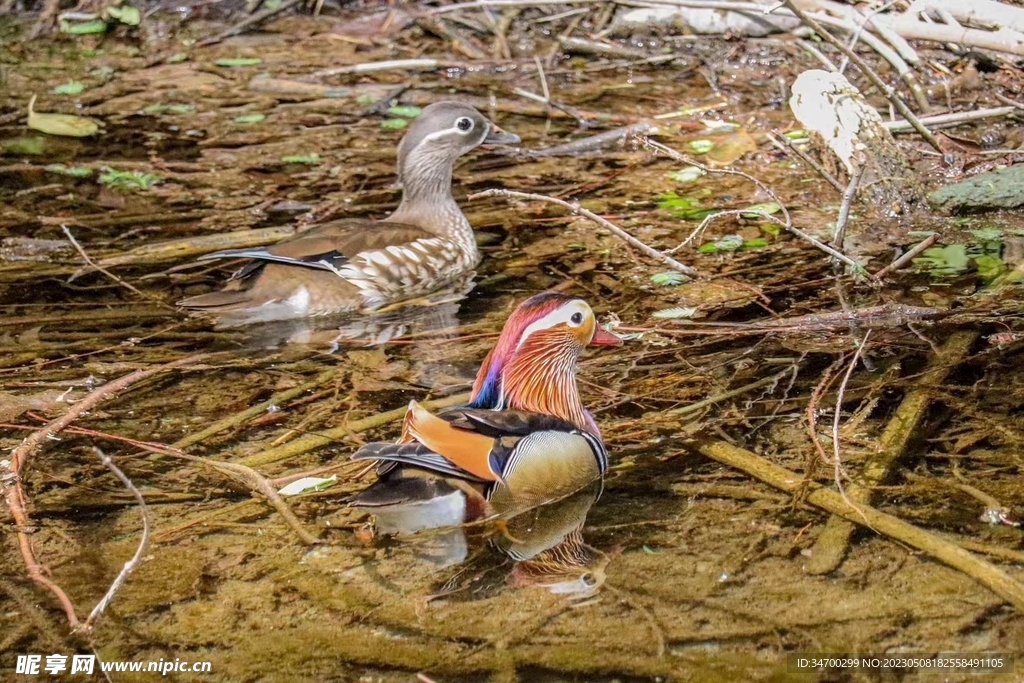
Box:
(399, 400), (499, 481)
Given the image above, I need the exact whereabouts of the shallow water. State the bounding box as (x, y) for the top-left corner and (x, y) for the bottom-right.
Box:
(2, 7), (1024, 682)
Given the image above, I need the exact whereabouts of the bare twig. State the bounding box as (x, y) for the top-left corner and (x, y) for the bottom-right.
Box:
(92, 434), (321, 545)
(470, 188), (700, 277)
(82, 448), (151, 631)
(312, 59), (443, 78)
(874, 234), (939, 278)
(833, 167), (862, 249)
(236, 391), (473, 468)
(62, 226), (177, 311)
(830, 330), (872, 506)
(883, 106), (1019, 133)
(766, 132), (844, 193)
(787, 225), (872, 277)
(805, 355), (845, 471)
(195, 0), (302, 47)
(528, 123), (659, 157)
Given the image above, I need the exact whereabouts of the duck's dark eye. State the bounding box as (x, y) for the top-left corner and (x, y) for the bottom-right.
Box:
(456, 117), (473, 132)
(570, 312), (584, 325)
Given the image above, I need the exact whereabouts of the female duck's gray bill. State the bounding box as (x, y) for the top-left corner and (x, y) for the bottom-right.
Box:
(483, 127), (520, 145)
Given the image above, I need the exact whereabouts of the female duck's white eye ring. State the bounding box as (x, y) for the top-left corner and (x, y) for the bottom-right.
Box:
(569, 312), (584, 326)
(455, 116), (474, 132)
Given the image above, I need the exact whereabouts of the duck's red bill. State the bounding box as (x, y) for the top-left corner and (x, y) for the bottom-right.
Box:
(590, 327), (624, 346)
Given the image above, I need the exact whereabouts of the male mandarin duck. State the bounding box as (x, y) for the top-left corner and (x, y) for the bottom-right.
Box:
(177, 102), (519, 325)
(350, 292), (621, 527)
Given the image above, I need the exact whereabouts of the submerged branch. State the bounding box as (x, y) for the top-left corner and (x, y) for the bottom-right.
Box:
(805, 331), (977, 574)
(696, 438), (1024, 611)
(2, 353), (213, 629)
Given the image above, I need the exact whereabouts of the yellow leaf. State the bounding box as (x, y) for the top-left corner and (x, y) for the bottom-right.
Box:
(26, 95), (99, 138)
(706, 130), (757, 165)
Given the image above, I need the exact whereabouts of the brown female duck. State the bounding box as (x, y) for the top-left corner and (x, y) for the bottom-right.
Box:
(178, 102), (519, 325)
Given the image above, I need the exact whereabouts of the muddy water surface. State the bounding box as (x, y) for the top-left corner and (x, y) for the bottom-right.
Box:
(2, 8), (1024, 682)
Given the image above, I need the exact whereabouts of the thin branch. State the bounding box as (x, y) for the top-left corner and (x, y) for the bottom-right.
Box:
(62, 225), (177, 311)
(766, 132), (844, 193)
(82, 448), (151, 631)
(469, 188), (700, 277)
(874, 233), (938, 278)
(883, 105), (1019, 133)
(830, 330), (873, 513)
(788, 225), (873, 277)
(833, 167), (862, 249)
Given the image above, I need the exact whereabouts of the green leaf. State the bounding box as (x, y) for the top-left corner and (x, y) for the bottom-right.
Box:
(45, 163), (93, 177)
(743, 237), (769, 249)
(650, 271), (686, 286)
(657, 191), (717, 220)
(783, 129), (806, 140)
(99, 167), (161, 190)
(281, 153), (321, 164)
(27, 96), (99, 137)
(970, 227), (1003, 242)
(387, 105), (422, 118)
(1, 136), (48, 155)
(234, 113), (266, 124)
(760, 223), (781, 237)
(689, 139), (714, 154)
(652, 307), (698, 319)
(214, 57), (262, 67)
(914, 244), (969, 277)
(740, 202), (781, 218)
(107, 5), (141, 25)
(974, 254), (1006, 283)
(698, 234), (744, 253)
(381, 118), (409, 130)
(60, 19), (108, 35)
(143, 103), (195, 114)
(356, 94), (377, 105)
(166, 52), (188, 64)
(657, 191), (698, 211)
(53, 81), (86, 95)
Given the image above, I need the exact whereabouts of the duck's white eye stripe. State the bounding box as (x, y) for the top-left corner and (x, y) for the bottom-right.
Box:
(516, 300), (591, 349)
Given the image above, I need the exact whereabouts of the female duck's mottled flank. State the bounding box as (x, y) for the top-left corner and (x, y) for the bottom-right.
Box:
(350, 292), (621, 524)
(178, 102), (519, 326)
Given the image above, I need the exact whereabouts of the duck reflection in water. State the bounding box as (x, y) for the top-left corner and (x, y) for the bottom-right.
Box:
(201, 274), (475, 350)
(355, 476), (608, 597)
